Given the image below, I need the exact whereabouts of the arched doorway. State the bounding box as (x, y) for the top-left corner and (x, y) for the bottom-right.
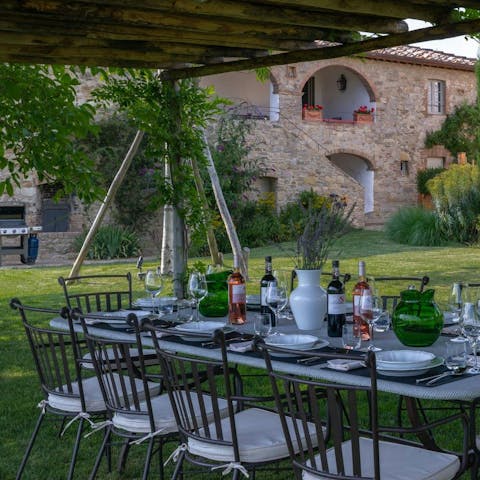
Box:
(328, 153), (374, 213)
(301, 65), (376, 121)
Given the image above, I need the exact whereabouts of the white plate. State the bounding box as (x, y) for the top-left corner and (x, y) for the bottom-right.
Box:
(174, 321), (227, 333)
(376, 350), (435, 371)
(134, 297), (163, 309)
(269, 339), (329, 358)
(265, 334), (327, 351)
(85, 310), (150, 324)
(377, 357), (444, 377)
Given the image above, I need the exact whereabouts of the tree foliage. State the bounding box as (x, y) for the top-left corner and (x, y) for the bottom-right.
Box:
(0, 64), (101, 201)
(92, 70), (226, 233)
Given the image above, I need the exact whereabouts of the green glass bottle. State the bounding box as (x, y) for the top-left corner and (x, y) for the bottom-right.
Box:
(198, 268), (232, 317)
(392, 289), (443, 347)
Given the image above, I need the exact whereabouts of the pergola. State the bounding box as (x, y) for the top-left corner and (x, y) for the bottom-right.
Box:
(3, 1), (480, 289)
(1, 1), (479, 79)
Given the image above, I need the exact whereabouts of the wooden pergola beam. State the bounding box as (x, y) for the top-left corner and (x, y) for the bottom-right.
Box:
(11, 0), (410, 34)
(162, 17), (480, 80)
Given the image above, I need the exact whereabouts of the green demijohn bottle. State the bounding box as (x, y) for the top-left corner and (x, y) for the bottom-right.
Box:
(198, 265), (232, 317)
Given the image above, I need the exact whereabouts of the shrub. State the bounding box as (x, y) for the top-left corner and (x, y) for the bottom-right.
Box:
(427, 164), (480, 243)
(416, 167), (445, 195)
(279, 190), (347, 241)
(384, 207), (447, 246)
(74, 225), (140, 259)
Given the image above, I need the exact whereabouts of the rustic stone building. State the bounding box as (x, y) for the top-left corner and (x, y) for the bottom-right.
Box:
(200, 45), (477, 228)
(0, 45), (476, 264)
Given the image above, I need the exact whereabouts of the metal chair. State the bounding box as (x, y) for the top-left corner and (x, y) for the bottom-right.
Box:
(58, 273), (133, 313)
(259, 343), (470, 480)
(78, 312), (177, 480)
(147, 325), (316, 479)
(11, 298), (108, 480)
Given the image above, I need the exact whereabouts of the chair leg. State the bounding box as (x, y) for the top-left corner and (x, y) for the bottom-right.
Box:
(141, 437), (155, 480)
(67, 417), (85, 480)
(89, 428), (111, 480)
(171, 450), (186, 480)
(117, 437), (131, 473)
(16, 411), (45, 480)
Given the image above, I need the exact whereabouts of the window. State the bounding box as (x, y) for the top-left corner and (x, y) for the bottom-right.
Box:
(426, 157), (445, 169)
(302, 77), (315, 106)
(428, 80), (446, 114)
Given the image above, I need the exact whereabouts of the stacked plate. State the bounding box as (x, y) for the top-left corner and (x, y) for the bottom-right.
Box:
(134, 297), (162, 310)
(265, 334), (329, 357)
(376, 350), (442, 377)
(173, 320), (227, 341)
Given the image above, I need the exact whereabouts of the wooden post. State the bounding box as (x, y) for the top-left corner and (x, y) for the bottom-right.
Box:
(68, 130), (144, 279)
(201, 130), (248, 279)
(458, 152), (467, 164)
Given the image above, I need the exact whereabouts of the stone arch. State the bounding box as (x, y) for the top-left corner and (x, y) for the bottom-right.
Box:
(327, 150), (375, 213)
(298, 64), (377, 121)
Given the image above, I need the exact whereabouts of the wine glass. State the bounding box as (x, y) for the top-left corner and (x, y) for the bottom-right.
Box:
(461, 302), (480, 374)
(359, 292), (384, 352)
(145, 269), (164, 314)
(449, 282), (468, 342)
(188, 272), (208, 322)
(265, 281), (288, 334)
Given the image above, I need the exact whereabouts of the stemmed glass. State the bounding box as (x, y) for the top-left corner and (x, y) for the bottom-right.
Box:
(461, 302), (480, 374)
(449, 282), (468, 342)
(359, 292), (384, 352)
(265, 281), (288, 334)
(188, 272), (208, 322)
(145, 269), (164, 314)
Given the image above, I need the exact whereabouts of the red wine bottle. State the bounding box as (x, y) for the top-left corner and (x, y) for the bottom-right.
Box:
(327, 260), (345, 337)
(260, 256), (276, 326)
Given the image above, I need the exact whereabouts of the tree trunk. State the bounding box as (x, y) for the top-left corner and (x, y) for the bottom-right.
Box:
(160, 159), (174, 274)
(202, 130), (247, 278)
(68, 129), (144, 278)
(190, 155), (222, 266)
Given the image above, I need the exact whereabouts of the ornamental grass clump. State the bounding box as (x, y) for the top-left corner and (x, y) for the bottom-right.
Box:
(293, 195), (354, 270)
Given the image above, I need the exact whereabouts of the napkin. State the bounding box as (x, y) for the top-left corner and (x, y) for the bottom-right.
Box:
(327, 359), (365, 371)
(228, 340), (254, 353)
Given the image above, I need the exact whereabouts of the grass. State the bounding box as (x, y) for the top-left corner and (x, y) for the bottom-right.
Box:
(1, 229), (479, 479)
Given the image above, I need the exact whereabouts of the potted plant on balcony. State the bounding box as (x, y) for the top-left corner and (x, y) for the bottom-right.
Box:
(289, 195), (353, 330)
(302, 104), (323, 121)
(353, 105), (374, 123)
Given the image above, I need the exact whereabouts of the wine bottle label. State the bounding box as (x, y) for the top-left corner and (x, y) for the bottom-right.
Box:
(231, 284), (246, 303)
(261, 286), (267, 306)
(328, 294), (345, 314)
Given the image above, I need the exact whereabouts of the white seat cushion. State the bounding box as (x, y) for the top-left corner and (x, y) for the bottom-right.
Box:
(303, 437), (460, 480)
(113, 391), (230, 435)
(188, 407), (319, 464)
(48, 374), (161, 413)
(81, 348), (158, 369)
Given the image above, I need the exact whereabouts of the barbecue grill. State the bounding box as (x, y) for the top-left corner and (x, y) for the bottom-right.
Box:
(0, 206), (42, 265)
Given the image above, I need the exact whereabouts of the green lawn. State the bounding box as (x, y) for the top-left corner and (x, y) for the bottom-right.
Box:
(1, 229), (478, 479)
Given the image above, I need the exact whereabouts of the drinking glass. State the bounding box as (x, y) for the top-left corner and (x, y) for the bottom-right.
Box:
(188, 272), (208, 322)
(145, 269), (164, 313)
(273, 270), (294, 321)
(360, 293), (384, 352)
(445, 339), (468, 375)
(461, 302), (480, 374)
(254, 313), (272, 338)
(342, 323), (361, 350)
(265, 281), (288, 333)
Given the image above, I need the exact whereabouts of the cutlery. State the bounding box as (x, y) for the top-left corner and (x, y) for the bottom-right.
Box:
(416, 372), (447, 384)
(416, 367), (466, 385)
(297, 357), (327, 366)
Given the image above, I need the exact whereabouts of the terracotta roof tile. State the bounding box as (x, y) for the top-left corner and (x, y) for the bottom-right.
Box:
(366, 44), (476, 70)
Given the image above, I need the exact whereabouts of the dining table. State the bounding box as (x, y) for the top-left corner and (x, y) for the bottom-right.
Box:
(50, 310), (480, 460)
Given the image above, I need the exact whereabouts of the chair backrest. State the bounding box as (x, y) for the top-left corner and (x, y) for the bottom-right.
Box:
(58, 273), (133, 313)
(10, 298), (89, 412)
(80, 313), (157, 431)
(259, 343), (379, 480)
(148, 327), (242, 461)
(370, 275), (429, 312)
